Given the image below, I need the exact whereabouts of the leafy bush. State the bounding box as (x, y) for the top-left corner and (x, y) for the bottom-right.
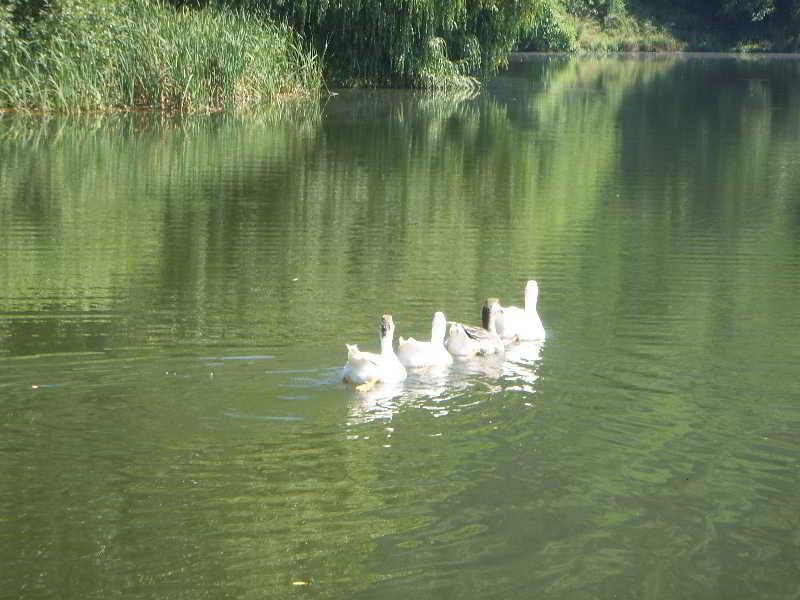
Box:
(520, 0), (578, 51)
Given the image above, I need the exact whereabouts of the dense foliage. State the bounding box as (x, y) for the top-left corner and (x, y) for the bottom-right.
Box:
(0, 0), (321, 112)
(1, 0), (568, 104)
(171, 0), (564, 88)
(0, 0), (798, 112)
(564, 0), (800, 23)
(556, 0), (800, 50)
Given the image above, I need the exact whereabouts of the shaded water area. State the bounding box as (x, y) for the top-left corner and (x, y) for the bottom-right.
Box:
(2, 54), (800, 599)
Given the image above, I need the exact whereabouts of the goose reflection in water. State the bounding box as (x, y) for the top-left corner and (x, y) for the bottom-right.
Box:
(502, 340), (544, 393)
(346, 340), (544, 424)
(347, 366), (455, 424)
(346, 380), (406, 423)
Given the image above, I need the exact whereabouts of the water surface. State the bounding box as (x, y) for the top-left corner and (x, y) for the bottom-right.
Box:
(2, 54), (800, 599)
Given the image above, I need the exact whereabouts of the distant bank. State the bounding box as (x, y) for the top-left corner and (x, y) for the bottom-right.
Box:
(520, 0), (800, 53)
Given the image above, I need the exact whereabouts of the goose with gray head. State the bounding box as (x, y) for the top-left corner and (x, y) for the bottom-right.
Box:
(495, 280), (545, 341)
(445, 299), (505, 357)
(397, 311), (453, 368)
(342, 315), (407, 391)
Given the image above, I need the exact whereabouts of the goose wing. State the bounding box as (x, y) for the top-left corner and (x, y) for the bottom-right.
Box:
(461, 323), (493, 342)
(451, 323), (503, 355)
(343, 345), (385, 384)
(349, 350), (382, 367)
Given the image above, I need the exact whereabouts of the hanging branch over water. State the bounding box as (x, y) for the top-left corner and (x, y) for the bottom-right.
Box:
(173, 0), (556, 88)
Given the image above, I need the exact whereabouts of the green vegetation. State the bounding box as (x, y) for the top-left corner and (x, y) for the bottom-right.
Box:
(527, 0), (800, 51)
(563, 8), (683, 51)
(0, 0), (798, 112)
(0, 0), (558, 111)
(0, 0), (321, 112)
(178, 0), (560, 88)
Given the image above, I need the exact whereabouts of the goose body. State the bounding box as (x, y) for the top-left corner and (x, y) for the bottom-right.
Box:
(342, 315), (407, 391)
(397, 311), (453, 368)
(445, 299), (505, 357)
(495, 280), (545, 341)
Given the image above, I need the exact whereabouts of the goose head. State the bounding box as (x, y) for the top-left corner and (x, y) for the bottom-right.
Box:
(524, 280), (539, 312)
(481, 298), (502, 333)
(379, 314), (396, 353)
(431, 311), (447, 345)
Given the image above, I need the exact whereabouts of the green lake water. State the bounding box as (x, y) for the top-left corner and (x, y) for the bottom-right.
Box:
(1, 54), (799, 599)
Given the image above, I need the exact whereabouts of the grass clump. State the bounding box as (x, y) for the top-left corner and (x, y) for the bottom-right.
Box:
(0, 0), (321, 113)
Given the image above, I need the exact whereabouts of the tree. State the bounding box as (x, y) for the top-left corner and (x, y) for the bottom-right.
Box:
(173, 0), (553, 87)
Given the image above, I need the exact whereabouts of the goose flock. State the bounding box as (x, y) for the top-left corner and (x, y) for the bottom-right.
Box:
(342, 280), (545, 391)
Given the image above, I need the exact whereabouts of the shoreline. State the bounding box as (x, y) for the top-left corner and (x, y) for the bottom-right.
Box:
(510, 50), (800, 61)
(4, 50), (798, 117)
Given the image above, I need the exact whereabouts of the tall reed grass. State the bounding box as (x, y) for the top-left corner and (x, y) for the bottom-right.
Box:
(0, 0), (321, 112)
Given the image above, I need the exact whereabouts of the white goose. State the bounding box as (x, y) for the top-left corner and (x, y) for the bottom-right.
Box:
(445, 299), (505, 357)
(342, 314), (407, 391)
(397, 311), (453, 368)
(495, 280), (546, 341)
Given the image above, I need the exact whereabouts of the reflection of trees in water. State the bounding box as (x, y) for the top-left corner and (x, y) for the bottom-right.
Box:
(1, 57), (798, 358)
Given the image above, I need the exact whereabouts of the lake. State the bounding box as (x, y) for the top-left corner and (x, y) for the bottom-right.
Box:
(1, 54), (799, 599)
